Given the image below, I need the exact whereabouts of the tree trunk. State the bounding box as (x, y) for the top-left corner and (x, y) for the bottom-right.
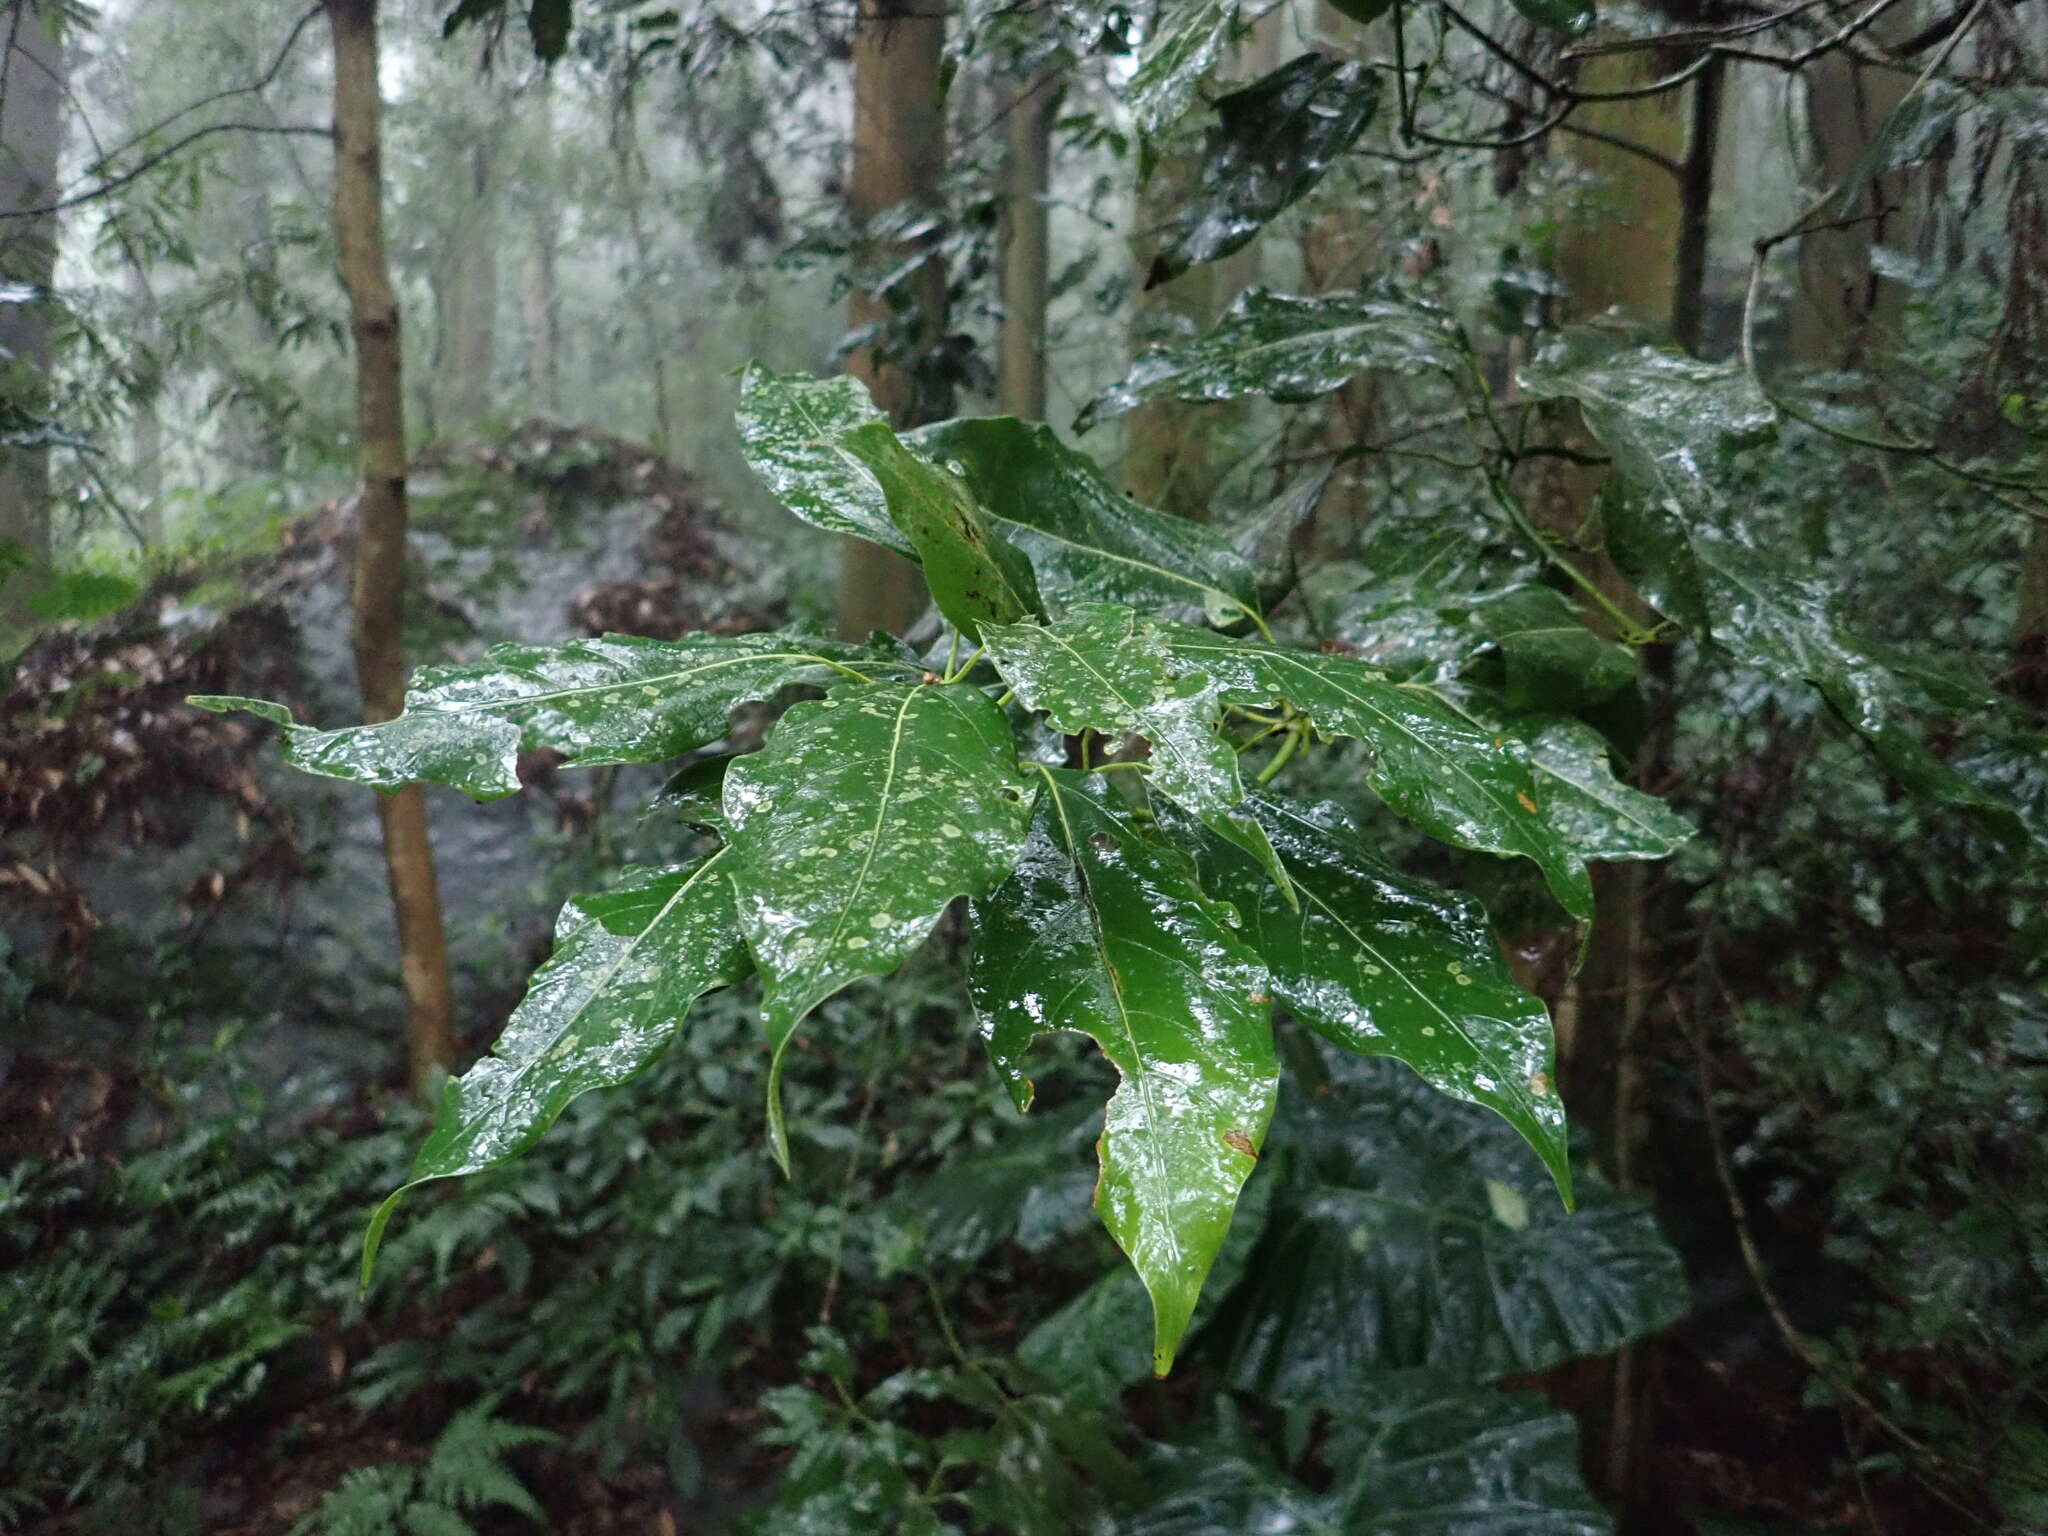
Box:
(1545, 45), (1717, 1532)
(998, 72), (1055, 421)
(325, 0), (459, 1104)
(431, 123), (502, 437)
(0, 0), (64, 632)
(838, 0), (946, 639)
(125, 261), (165, 548)
(1125, 147), (1220, 517)
(520, 72), (562, 417)
(1790, 44), (1912, 367)
(2019, 518), (2048, 718)
(610, 52), (673, 459)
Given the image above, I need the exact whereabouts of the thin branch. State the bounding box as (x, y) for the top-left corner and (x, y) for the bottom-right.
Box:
(0, 122), (332, 220)
(0, 2), (327, 220)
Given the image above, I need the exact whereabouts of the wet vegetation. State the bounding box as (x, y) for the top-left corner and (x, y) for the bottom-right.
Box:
(2, 0), (2046, 1531)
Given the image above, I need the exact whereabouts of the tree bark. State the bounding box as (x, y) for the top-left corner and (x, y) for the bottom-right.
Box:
(838, 0), (946, 639)
(125, 260), (165, 547)
(431, 112), (504, 438)
(520, 71), (563, 417)
(1790, 44), (1912, 367)
(325, 0), (458, 1104)
(0, 0), (64, 632)
(1124, 147), (1220, 518)
(610, 50), (673, 459)
(1546, 45), (1717, 1532)
(998, 71), (1055, 421)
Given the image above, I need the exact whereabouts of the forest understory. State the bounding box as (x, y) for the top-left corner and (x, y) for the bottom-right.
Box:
(3, 0), (2045, 1532)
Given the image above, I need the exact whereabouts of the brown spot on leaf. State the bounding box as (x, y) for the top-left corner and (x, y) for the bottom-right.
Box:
(1223, 1128), (1257, 1159)
(1528, 1072), (1552, 1098)
(1516, 791), (1539, 813)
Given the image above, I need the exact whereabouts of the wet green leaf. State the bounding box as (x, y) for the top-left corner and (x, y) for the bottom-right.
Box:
(362, 854), (751, 1281)
(190, 633), (897, 800)
(1160, 627), (1596, 920)
(1508, 0), (1595, 34)
(1518, 337), (1776, 522)
(1130, 0), (1236, 146)
(1475, 585), (1637, 714)
(837, 421), (1040, 639)
(1215, 1052), (1688, 1392)
(969, 768), (1277, 1374)
(1131, 1379), (1610, 1534)
(981, 605), (1294, 906)
(1152, 54), (1379, 284)
(1078, 286), (1464, 431)
(735, 363), (910, 556)
(1017, 1151), (1277, 1407)
(909, 416), (1263, 626)
(724, 682), (1033, 1169)
(1517, 717), (1695, 861)
(1690, 535), (2027, 842)
(1519, 339), (2022, 838)
(1167, 794), (1571, 1202)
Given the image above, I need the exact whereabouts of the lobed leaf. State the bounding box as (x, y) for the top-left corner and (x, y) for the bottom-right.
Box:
(1151, 54), (1379, 285)
(723, 682), (1034, 1169)
(1160, 626), (1596, 920)
(969, 768), (1277, 1374)
(1474, 585), (1637, 715)
(1130, 1380), (1610, 1534)
(980, 604), (1294, 906)
(1167, 794), (1571, 1202)
(191, 633), (898, 800)
(735, 363), (910, 556)
(836, 421), (1040, 640)
(361, 854), (751, 1282)
(1077, 285), (1464, 432)
(1216, 1052), (1689, 1394)
(1517, 717), (1695, 862)
(909, 416), (1263, 626)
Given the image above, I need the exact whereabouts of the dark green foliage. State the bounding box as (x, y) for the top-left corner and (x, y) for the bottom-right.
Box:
(1149, 53), (1379, 285)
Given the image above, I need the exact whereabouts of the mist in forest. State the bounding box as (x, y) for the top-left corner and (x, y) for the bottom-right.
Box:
(4, 0), (2046, 1531)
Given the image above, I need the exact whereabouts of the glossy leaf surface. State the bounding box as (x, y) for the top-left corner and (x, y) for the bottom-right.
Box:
(724, 683), (1032, 1168)
(1475, 585), (1637, 714)
(1078, 286), (1463, 431)
(363, 854), (751, 1278)
(1131, 1381), (1610, 1534)
(1691, 535), (2026, 839)
(1170, 794), (1570, 1201)
(910, 416), (1262, 625)
(1018, 1159), (1276, 1408)
(735, 363), (911, 556)
(1161, 626), (1596, 920)
(1129, 0), (1235, 145)
(980, 605), (1293, 905)
(1518, 338), (1777, 521)
(969, 769), (1277, 1374)
(1217, 1052), (1688, 1393)
(1518, 718), (1695, 861)
(1509, 0), (1596, 33)
(1521, 340), (2022, 838)
(1152, 54), (1378, 284)
(191, 633), (895, 800)
(836, 421), (1039, 639)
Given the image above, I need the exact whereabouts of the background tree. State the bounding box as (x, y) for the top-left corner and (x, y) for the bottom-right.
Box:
(326, 0), (458, 1100)
(0, 0), (63, 631)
